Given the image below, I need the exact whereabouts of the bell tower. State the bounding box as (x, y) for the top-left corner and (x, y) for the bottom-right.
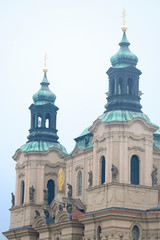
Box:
(28, 62), (59, 142)
(105, 12), (142, 112)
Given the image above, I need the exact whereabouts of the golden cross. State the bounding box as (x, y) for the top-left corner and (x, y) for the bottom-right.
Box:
(44, 53), (48, 68)
(121, 8), (127, 32)
(43, 53), (48, 72)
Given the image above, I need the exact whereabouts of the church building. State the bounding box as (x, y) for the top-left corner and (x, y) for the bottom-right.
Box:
(3, 19), (160, 240)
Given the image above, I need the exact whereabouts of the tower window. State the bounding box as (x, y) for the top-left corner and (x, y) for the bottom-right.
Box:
(45, 113), (51, 128)
(47, 179), (55, 205)
(101, 156), (105, 184)
(131, 155), (139, 185)
(118, 78), (122, 94)
(127, 78), (133, 94)
(21, 181), (25, 205)
(77, 171), (82, 196)
(38, 115), (42, 127)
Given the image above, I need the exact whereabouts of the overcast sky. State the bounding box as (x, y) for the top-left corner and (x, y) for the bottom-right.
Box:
(1, 0), (160, 238)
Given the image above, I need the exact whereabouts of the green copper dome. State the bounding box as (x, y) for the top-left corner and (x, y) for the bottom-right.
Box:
(33, 72), (56, 105)
(110, 31), (138, 68)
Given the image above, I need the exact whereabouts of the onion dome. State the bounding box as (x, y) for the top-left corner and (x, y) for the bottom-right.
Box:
(33, 69), (56, 105)
(110, 31), (138, 68)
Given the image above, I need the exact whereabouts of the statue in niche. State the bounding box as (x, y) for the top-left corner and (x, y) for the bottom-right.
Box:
(43, 209), (50, 218)
(88, 171), (93, 187)
(11, 193), (15, 207)
(43, 188), (48, 203)
(34, 210), (40, 218)
(151, 165), (158, 186)
(67, 203), (72, 213)
(111, 164), (118, 182)
(67, 183), (72, 198)
(29, 186), (35, 202)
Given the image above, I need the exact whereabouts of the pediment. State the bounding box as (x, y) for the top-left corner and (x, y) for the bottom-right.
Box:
(72, 147), (84, 156)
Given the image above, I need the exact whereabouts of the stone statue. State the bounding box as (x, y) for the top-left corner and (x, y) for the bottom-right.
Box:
(59, 204), (63, 211)
(43, 188), (48, 203)
(29, 186), (35, 202)
(34, 210), (40, 218)
(67, 183), (72, 198)
(43, 209), (50, 218)
(67, 203), (72, 213)
(151, 166), (158, 186)
(11, 193), (15, 207)
(111, 164), (118, 182)
(57, 168), (65, 191)
(88, 171), (93, 187)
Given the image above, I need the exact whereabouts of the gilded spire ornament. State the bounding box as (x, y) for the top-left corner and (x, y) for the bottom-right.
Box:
(43, 53), (48, 72)
(121, 8), (127, 32)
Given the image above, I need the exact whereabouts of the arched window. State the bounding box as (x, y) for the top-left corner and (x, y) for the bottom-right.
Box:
(45, 113), (50, 128)
(21, 181), (25, 204)
(131, 155), (139, 185)
(127, 78), (133, 94)
(47, 179), (55, 205)
(132, 225), (140, 240)
(118, 78), (122, 94)
(77, 171), (82, 196)
(38, 114), (42, 127)
(101, 156), (105, 184)
(111, 79), (115, 95)
(97, 226), (102, 240)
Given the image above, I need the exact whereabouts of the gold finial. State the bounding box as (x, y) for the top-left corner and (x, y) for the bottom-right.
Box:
(43, 53), (48, 72)
(121, 8), (127, 32)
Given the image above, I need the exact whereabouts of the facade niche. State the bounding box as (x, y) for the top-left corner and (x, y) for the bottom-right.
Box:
(20, 181), (25, 205)
(97, 226), (102, 240)
(101, 156), (105, 184)
(77, 171), (82, 196)
(132, 225), (140, 240)
(47, 179), (55, 205)
(130, 155), (139, 185)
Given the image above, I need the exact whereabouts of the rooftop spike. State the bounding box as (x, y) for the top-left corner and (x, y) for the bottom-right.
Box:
(121, 8), (127, 32)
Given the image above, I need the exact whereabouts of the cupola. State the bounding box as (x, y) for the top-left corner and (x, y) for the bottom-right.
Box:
(27, 65), (59, 143)
(105, 18), (142, 113)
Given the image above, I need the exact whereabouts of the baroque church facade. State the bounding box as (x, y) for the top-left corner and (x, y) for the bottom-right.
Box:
(3, 23), (160, 240)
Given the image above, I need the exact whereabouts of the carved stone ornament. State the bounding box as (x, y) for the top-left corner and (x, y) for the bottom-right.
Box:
(11, 192), (15, 207)
(29, 186), (35, 202)
(67, 183), (72, 198)
(111, 164), (118, 182)
(151, 165), (158, 186)
(88, 170), (93, 187)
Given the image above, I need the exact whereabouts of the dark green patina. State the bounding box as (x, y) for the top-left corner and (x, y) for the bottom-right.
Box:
(27, 71), (59, 143)
(105, 31), (142, 112)
(19, 71), (68, 154)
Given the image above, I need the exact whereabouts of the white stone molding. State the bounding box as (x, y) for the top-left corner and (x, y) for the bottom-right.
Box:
(75, 165), (83, 171)
(18, 173), (25, 178)
(45, 172), (58, 177)
(34, 216), (46, 228)
(56, 211), (69, 223)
